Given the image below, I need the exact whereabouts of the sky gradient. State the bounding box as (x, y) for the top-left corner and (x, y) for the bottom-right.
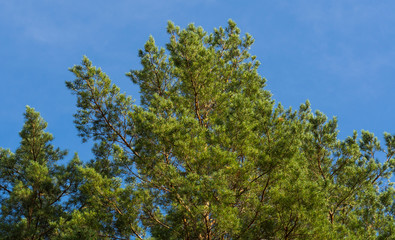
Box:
(1, 0), (394, 162)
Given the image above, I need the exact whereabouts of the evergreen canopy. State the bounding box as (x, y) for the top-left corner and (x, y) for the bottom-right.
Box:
(1, 20), (394, 239)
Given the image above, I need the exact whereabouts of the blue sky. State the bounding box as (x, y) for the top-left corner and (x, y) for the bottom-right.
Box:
(0, 0), (394, 162)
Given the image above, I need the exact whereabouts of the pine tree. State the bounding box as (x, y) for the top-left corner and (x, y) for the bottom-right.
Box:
(65, 20), (395, 239)
(0, 107), (82, 239)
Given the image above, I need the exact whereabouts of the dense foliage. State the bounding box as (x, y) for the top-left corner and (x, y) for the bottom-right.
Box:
(1, 21), (394, 239)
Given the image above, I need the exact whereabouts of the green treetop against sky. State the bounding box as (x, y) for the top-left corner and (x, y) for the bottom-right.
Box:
(0, 21), (394, 239)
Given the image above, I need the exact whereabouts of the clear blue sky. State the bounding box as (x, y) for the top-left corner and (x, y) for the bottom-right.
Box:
(1, 0), (394, 162)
